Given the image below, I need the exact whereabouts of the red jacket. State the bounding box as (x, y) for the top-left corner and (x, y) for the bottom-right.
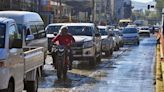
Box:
(52, 33), (75, 47)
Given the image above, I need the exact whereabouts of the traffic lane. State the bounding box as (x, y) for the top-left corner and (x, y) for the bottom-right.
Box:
(72, 36), (156, 92)
(38, 44), (129, 92)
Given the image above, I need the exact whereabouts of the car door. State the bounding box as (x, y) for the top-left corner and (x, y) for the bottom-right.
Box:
(8, 23), (24, 91)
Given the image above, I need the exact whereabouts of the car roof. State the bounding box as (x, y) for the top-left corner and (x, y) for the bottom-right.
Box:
(0, 11), (43, 24)
(48, 23), (95, 27)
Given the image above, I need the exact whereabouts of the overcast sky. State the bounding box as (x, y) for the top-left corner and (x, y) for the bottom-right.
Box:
(132, 0), (153, 3)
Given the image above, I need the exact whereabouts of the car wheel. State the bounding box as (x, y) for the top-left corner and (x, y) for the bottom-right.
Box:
(7, 80), (14, 92)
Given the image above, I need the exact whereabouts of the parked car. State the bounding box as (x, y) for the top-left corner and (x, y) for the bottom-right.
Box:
(123, 27), (140, 45)
(0, 11), (47, 59)
(46, 23), (102, 66)
(45, 23), (64, 52)
(98, 26), (114, 56)
(113, 29), (124, 47)
(0, 17), (45, 92)
(108, 30), (120, 51)
(138, 26), (150, 37)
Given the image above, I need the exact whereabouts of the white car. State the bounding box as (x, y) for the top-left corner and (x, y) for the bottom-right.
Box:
(46, 23), (102, 66)
(109, 30), (120, 51)
(98, 26), (114, 56)
(123, 27), (140, 45)
(138, 27), (150, 37)
(113, 29), (124, 47)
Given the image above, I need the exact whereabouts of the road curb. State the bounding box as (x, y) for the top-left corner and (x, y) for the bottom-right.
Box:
(155, 44), (164, 92)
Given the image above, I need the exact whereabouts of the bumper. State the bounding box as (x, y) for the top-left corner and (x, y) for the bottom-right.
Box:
(0, 67), (10, 90)
(73, 56), (94, 60)
(72, 47), (95, 60)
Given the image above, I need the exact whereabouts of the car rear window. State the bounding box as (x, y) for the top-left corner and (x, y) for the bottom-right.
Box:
(123, 28), (138, 34)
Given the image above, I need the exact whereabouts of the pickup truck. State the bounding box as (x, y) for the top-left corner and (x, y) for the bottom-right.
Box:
(0, 18), (44, 92)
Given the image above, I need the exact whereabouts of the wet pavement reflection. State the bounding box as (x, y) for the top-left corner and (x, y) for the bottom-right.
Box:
(38, 36), (156, 92)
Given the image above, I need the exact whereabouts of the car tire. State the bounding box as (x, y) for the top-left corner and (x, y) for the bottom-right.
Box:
(7, 80), (14, 92)
(25, 73), (38, 92)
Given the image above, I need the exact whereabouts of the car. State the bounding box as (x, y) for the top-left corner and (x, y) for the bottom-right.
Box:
(46, 23), (102, 66)
(0, 17), (45, 92)
(108, 30), (120, 51)
(122, 27), (140, 45)
(98, 26), (114, 56)
(138, 26), (150, 37)
(45, 23), (64, 52)
(113, 29), (124, 47)
(0, 11), (47, 60)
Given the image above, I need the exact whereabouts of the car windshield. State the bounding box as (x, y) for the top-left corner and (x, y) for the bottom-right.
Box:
(99, 29), (108, 35)
(114, 31), (122, 36)
(141, 28), (149, 30)
(123, 28), (138, 34)
(46, 25), (62, 34)
(68, 26), (93, 36)
(0, 23), (6, 48)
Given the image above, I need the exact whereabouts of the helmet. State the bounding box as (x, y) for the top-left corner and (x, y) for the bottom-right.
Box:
(59, 26), (68, 35)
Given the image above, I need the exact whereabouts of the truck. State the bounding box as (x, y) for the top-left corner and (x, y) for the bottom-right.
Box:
(0, 18), (44, 92)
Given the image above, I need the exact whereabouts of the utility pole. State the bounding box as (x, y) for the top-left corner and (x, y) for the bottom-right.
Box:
(92, 0), (95, 23)
(59, 0), (62, 22)
(10, 0), (13, 9)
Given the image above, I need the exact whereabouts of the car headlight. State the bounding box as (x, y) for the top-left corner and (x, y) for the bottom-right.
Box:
(83, 41), (94, 48)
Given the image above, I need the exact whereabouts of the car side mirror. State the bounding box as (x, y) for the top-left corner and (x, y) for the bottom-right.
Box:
(95, 33), (101, 37)
(12, 39), (22, 48)
(26, 35), (34, 41)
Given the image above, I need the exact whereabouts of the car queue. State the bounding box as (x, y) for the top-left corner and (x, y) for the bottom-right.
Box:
(0, 11), (145, 92)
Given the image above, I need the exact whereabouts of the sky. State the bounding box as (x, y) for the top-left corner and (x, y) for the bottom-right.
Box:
(132, 0), (153, 3)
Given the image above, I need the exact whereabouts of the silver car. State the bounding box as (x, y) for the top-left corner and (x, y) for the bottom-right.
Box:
(98, 26), (114, 56)
(123, 27), (140, 45)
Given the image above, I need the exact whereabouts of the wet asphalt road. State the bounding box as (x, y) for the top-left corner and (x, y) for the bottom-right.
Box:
(38, 36), (156, 92)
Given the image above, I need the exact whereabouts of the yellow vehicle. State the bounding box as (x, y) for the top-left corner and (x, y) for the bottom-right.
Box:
(119, 19), (132, 27)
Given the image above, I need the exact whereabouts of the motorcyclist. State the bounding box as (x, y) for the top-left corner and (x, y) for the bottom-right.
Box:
(51, 26), (75, 70)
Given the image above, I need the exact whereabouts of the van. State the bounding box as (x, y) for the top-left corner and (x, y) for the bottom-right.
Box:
(0, 11), (47, 58)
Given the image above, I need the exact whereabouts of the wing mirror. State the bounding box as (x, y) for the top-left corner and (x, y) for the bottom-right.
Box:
(26, 35), (34, 41)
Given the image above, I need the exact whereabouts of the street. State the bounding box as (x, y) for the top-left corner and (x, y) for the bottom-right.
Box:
(38, 36), (156, 92)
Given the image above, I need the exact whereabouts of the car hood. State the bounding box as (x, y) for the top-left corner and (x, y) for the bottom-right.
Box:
(73, 36), (92, 42)
(0, 49), (7, 60)
(46, 34), (55, 38)
(101, 36), (108, 40)
(123, 33), (138, 37)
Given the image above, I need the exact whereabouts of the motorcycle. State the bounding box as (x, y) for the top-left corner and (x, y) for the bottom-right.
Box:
(51, 44), (70, 80)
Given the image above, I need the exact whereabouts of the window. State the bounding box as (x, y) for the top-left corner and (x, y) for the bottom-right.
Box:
(36, 25), (46, 38)
(30, 25), (37, 38)
(0, 23), (6, 48)
(9, 24), (19, 48)
(67, 26), (93, 36)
